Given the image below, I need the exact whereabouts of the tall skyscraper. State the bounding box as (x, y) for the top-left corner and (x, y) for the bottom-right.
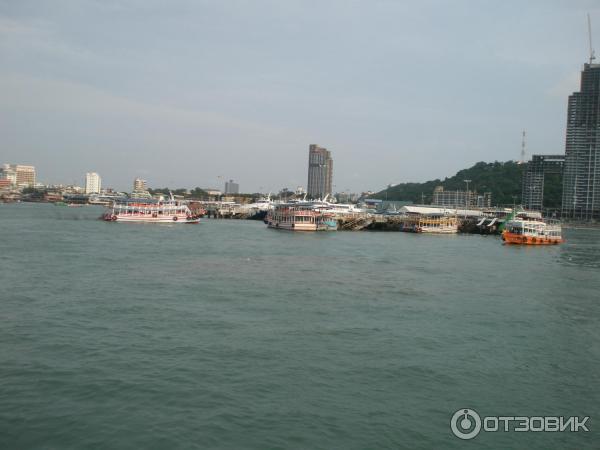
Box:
(85, 172), (101, 194)
(562, 62), (600, 220)
(307, 144), (333, 199)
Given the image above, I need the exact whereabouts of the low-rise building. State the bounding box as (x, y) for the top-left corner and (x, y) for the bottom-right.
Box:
(432, 186), (491, 208)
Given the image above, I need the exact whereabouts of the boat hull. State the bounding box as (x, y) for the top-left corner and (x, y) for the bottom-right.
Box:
(267, 221), (318, 231)
(502, 231), (562, 245)
(419, 226), (458, 234)
(399, 224), (458, 234)
(103, 213), (199, 224)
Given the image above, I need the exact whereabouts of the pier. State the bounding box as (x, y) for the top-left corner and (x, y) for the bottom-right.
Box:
(187, 201), (519, 235)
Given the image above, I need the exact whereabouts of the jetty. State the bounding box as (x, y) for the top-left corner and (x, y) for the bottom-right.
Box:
(188, 200), (539, 235)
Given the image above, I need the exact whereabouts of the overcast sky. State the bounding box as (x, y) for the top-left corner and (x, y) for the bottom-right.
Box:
(1, 0), (599, 192)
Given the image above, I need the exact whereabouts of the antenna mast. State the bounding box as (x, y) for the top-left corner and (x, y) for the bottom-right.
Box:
(588, 13), (596, 64)
(520, 130), (526, 164)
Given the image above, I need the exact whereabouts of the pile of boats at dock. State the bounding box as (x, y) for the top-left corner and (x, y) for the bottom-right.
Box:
(99, 194), (564, 244)
(260, 201), (564, 244)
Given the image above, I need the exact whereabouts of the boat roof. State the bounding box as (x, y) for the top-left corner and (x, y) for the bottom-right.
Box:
(400, 205), (482, 216)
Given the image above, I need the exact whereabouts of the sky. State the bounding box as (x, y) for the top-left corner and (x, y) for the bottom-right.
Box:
(1, 0), (599, 193)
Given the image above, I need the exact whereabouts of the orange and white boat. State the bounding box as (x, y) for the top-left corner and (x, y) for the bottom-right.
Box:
(502, 218), (563, 245)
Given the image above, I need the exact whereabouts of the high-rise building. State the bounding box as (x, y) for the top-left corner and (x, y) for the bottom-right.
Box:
(562, 62), (600, 220)
(224, 179), (239, 194)
(307, 144), (333, 199)
(522, 155), (564, 211)
(85, 172), (101, 194)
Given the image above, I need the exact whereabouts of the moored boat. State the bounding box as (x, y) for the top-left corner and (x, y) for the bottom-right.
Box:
(399, 215), (458, 234)
(502, 218), (563, 245)
(266, 203), (337, 231)
(102, 196), (200, 224)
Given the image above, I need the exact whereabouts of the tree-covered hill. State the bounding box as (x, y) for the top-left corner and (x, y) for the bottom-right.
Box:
(370, 161), (561, 207)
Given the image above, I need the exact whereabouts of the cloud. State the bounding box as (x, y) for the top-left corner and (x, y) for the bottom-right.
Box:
(0, 74), (297, 138)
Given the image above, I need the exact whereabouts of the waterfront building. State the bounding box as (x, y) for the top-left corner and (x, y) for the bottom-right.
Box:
(224, 179), (239, 194)
(0, 164), (35, 188)
(307, 144), (333, 199)
(522, 155), (564, 211)
(432, 186), (491, 208)
(0, 164), (17, 187)
(85, 172), (102, 194)
(0, 179), (11, 190)
(562, 62), (600, 220)
(15, 165), (36, 187)
(15, 165), (35, 187)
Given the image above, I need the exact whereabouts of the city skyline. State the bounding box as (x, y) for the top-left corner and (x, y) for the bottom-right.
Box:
(1, 2), (599, 192)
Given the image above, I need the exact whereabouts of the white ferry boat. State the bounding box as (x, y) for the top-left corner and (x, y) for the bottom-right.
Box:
(266, 203), (337, 231)
(102, 197), (200, 224)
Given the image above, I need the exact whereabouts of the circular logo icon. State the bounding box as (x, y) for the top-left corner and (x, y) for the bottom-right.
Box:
(450, 408), (481, 440)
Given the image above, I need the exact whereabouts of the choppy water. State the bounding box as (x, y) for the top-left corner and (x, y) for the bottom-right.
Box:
(1, 203), (599, 449)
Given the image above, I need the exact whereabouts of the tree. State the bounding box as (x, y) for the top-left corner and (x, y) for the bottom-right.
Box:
(370, 161), (540, 206)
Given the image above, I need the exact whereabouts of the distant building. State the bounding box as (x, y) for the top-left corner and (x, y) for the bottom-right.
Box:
(224, 179), (239, 194)
(85, 172), (102, 194)
(0, 179), (11, 190)
(307, 144), (333, 199)
(521, 155), (564, 211)
(432, 186), (491, 208)
(131, 177), (151, 198)
(15, 165), (35, 187)
(1, 164), (35, 188)
(562, 62), (600, 220)
(133, 178), (147, 192)
(0, 164), (17, 187)
(475, 192), (492, 208)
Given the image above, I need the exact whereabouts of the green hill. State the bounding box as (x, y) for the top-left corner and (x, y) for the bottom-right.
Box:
(370, 161), (561, 207)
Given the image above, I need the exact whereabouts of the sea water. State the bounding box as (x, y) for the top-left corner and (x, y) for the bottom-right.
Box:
(1, 203), (599, 449)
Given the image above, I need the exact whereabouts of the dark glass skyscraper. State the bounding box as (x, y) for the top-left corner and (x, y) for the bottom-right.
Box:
(307, 144), (333, 199)
(562, 63), (600, 220)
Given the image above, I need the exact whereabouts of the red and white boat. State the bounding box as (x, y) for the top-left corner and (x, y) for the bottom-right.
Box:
(102, 196), (201, 224)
